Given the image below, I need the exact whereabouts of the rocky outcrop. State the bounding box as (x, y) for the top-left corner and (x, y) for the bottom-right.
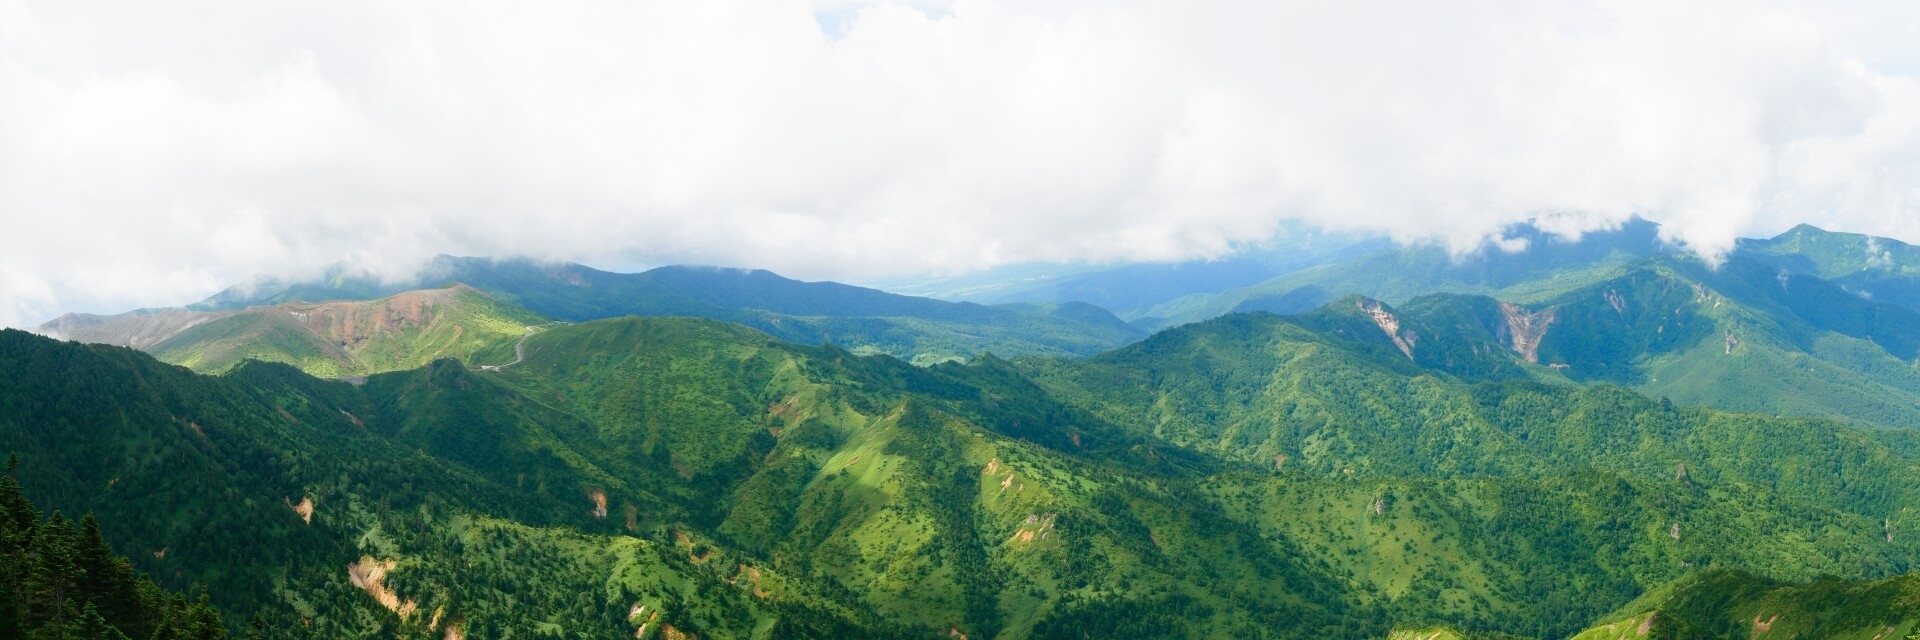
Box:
(348, 557), (418, 620)
(1497, 302), (1554, 363)
(1357, 299), (1416, 360)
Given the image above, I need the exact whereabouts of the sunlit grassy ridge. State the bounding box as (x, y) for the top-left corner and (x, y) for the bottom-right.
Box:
(150, 284), (544, 377)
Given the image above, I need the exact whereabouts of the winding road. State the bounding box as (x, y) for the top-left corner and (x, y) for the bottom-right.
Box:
(476, 322), (565, 372)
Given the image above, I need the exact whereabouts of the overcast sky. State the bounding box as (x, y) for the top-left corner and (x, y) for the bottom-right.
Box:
(3, 0), (1919, 327)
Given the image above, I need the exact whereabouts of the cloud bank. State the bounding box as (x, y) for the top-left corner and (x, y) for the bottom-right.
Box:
(2, 0), (1918, 327)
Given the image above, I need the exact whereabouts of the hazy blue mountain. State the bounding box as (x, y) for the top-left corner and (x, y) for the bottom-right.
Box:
(867, 226), (1384, 316)
(1739, 222), (1920, 314)
(1134, 217), (1673, 330)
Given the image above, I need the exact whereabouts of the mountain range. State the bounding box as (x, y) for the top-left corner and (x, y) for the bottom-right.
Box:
(9, 221), (1920, 639)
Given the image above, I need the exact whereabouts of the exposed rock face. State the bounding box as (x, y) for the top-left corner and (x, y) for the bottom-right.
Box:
(1725, 331), (1740, 355)
(1357, 299), (1416, 360)
(287, 285), (478, 350)
(286, 496), (314, 524)
(1604, 289), (1628, 314)
(348, 557), (418, 619)
(1497, 302), (1555, 363)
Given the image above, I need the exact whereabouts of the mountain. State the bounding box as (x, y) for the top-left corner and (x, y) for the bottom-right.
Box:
(9, 297), (1920, 638)
(1132, 218), (1671, 330)
(1052, 217), (1920, 429)
(40, 284), (545, 378)
(1741, 223), (1920, 315)
(189, 257), (1147, 365)
(871, 227), (1386, 316)
(1347, 258), (1920, 429)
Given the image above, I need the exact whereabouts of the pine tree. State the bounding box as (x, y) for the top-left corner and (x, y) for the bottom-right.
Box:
(0, 467), (40, 547)
(26, 512), (86, 640)
(74, 515), (142, 635)
(74, 603), (131, 640)
(181, 591), (225, 640)
(0, 501), (22, 640)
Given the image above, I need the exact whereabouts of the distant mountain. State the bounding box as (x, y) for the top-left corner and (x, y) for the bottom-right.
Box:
(42, 284), (544, 377)
(38, 307), (226, 350)
(157, 284), (544, 377)
(871, 229), (1386, 316)
(1741, 223), (1920, 315)
(1132, 218), (1672, 330)
(1355, 257), (1920, 428)
(188, 256), (1147, 364)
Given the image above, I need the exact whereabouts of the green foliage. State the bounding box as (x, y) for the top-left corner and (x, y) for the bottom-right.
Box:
(0, 466), (225, 639)
(1571, 570), (1920, 639)
(9, 291), (1920, 640)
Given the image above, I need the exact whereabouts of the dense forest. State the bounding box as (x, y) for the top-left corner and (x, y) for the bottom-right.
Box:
(7, 302), (1920, 638)
(0, 458), (227, 639)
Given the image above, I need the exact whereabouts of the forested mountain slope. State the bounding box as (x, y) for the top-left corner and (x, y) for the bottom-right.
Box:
(0, 468), (230, 639)
(1742, 223), (1920, 315)
(7, 309), (1920, 638)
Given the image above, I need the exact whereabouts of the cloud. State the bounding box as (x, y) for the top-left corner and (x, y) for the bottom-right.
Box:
(1, 0), (1918, 327)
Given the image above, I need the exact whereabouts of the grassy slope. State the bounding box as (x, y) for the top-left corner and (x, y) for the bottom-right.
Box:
(1568, 570), (1920, 640)
(149, 285), (544, 377)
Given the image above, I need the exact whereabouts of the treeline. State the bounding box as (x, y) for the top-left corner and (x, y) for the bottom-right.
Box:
(0, 458), (226, 639)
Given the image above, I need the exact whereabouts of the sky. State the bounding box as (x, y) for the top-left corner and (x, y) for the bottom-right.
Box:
(2, 0), (1919, 328)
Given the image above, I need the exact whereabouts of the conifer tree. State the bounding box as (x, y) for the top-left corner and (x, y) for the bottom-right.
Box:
(26, 512), (85, 639)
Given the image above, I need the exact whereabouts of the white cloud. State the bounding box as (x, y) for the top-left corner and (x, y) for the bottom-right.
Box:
(1, 0), (1918, 327)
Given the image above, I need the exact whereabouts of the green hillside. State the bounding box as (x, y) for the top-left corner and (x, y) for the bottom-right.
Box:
(1567, 570), (1920, 640)
(1741, 224), (1920, 315)
(146, 284), (544, 377)
(9, 306), (1920, 638)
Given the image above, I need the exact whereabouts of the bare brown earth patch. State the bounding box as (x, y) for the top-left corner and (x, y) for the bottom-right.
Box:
(1497, 302), (1555, 363)
(285, 496), (314, 524)
(588, 489), (609, 519)
(1638, 612), (1656, 636)
(347, 556), (418, 620)
(1752, 613), (1777, 635)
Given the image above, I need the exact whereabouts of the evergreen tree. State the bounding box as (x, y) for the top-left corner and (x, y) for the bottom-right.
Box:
(74, 514), (142, 635)
(74, 603), (131, 640)
(26, 512), (84, 639)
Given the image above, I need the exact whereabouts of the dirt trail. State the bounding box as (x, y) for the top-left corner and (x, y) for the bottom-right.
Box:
(476, 322), (566, 372)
